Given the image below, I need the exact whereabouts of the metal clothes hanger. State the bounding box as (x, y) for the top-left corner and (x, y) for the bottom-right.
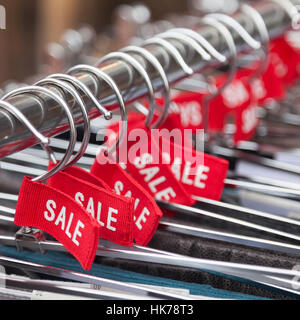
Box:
(205, 13), (261, 50)
(190, 16), (238, 141)
(202, 11), (261, 146)
(34, 77), (91, 169)
(67, 64), (128, 157)
(42, 72), (112, 153)
(0, 230), (299, 298)
(96, 52), (157, 129)
(0, 86), (79, 247)
(168, 26), (229, 94)
(240, 4), (270, 83)
(170, 28), (227, 63)
(247, 1), (300, 140)
(142, 29), (210, 102)
(1, 86), (77, 180)
(0, 271), (162, 300)
(0, 252), (191, 300)
(121, 46), (171, 129)
(156, 30), (212, 62)
(2, 190), (300, 259)
(143, 37), (194, 75)
(270, 0), (300, 31)
(224, 5), (296, 145)
(147, 30), (211, 97)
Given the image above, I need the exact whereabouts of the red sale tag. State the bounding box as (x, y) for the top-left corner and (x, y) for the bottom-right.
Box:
(158, 93), (205, 130)
(47, 166), (134, 247)
(14, 177), (100, 270)
(270, 36), (300, 86)
(107, 109), (228, 200)
(210, 74), (259, 144)
(125, 127), (195, 206)
(91, 154), (163, 246)
(158, 133), (229, 200)
(236, 59), (286, 104)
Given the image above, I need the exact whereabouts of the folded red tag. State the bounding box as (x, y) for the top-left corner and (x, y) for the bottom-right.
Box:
(125, 127), (195, 206)
(158, 133), (229, 200)
(14, 177), (100, 270)
(91, 155), (163, 246)
(236, 58), (286, 104)
(209, 74), (259, 144)
(47, 165), (134, 247)
(157, 93), (205, 131)
(270, 36), (300, 86)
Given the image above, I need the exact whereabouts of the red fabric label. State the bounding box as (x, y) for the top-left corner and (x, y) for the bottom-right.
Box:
(47, 165), (134, 247)
(157, 93), (206, 131)
(210, 74), (259, 144)
(107, 114), (227, 200)
(124, 128), (195, 206)
(158, 134), (229, 200)
(91, 156), (163, 246)
(14, 177), (100, 270)
(270, 36), (300, 86)
(236, 59), (286, 104)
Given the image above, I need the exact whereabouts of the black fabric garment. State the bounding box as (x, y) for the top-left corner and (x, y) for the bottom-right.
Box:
(171, 204), (300, 245)
(97, 229), (300, 299)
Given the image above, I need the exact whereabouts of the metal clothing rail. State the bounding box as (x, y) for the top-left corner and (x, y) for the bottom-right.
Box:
(0, 0), (297, 159)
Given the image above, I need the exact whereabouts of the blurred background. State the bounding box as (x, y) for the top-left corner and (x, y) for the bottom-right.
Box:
(0, 0), (250, 90)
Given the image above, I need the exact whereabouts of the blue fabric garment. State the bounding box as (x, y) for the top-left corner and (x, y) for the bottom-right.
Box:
(0, 245), (266, 300)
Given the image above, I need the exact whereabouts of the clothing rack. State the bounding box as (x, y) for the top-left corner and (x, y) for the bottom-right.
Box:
(0, 0), (297, 160)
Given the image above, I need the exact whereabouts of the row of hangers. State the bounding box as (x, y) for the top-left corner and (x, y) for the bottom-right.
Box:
(0, 0), (300, 300)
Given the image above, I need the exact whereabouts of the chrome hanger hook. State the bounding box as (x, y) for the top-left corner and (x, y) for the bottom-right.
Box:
(207, 13), (261, 50)
(171, 28), (227, 63)
(2, 85), (77, 182)
(96, 52), (156, 129)
(240, 4), (270, 82)
(270, 0), (300, 30)
(0, 100), (50, 150)
(143, 37), (194, 75)
(200, 16), (238, 136)
(121, 46), (171, 129)
(47, 73), (112, 121)
(35, 77), (91, 170)
(157, 30), (211, 63)
(201, 16), (238, 94)
(68, 64), (128, 157)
